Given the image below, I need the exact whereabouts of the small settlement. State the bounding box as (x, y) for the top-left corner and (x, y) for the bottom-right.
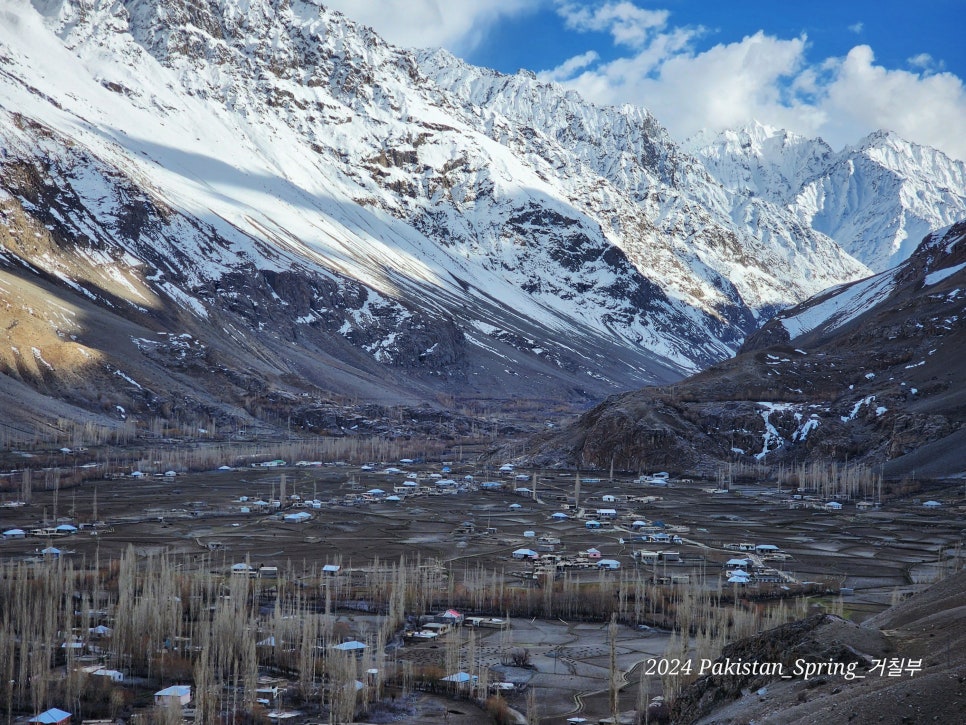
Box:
(0, 454), (957, 724)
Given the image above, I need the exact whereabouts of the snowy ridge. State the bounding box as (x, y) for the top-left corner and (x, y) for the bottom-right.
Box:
(0, 0), (958, 415)
(759, 222), (966, 346)
(689, 123), (966, 272)
(778, 273), (896, 339)
(420, 51), (870, 319)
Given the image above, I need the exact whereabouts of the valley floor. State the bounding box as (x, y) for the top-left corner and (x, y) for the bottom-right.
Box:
(1, 447), (963, 723)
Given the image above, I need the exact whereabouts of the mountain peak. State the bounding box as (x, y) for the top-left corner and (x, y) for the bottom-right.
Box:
(855, 128), (904, 148)
(686, 121), (826, 153)
(690, 122), (966, 272)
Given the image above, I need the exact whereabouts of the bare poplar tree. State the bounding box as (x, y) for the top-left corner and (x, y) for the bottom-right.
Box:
(526, 685), (539, 725)
(609, 613), (620, 725)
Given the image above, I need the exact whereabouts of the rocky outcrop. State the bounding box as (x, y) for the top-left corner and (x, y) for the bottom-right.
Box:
(671, 569), (966, 725)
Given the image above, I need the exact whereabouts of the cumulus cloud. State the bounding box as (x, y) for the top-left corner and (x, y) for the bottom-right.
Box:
(541, 5), (966, 161)
(557, 1), (670, 48)
(819, 46), (966, 158)
(541, 50), (601, 81)
(323, 0), (537, 53)
(907, 52), (944, 72)
(547, 32), (815, 139)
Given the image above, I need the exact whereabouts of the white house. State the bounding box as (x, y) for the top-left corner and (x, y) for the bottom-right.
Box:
(825, 501), (843, 511)
(923, 500), (942, 508)
(92, 668), (124, 682)
(333, 640), (367, 652)
(597, 559), (621, 570)
(155, 685), (191, 706)
(2, 528), (26, 539)
(512, 548), (538, 560)
(256, 460), (286, 468)
(231, 562), (256, 576)
(755, 544), (781, 554)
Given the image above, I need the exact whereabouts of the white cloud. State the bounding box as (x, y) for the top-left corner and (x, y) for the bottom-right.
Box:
(541, 50), (600, 81)
(557, 1), (670, 48)
(323, 0), (538, 53)
(907, 52), (944, 72)
(819, 46), (966, 159)
(541, 9), (966, 161)
(545, 31), (814, 138)
(848, 22), (864, 34)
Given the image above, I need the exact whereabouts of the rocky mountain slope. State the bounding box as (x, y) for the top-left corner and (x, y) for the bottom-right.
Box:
(0, 0), (958, 441)
(689, 122), (966, 272)
(526, 222), (966, 476)
(672, 567), (966, 724)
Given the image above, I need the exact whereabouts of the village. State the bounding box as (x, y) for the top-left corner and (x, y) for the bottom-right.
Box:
(1, 453), (963, 724)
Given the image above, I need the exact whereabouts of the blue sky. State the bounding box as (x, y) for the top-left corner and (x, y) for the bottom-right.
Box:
(465, 2), (963, 81)
(327, 1), (966, 160)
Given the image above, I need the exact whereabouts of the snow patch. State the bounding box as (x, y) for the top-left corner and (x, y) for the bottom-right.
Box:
(841, 396), (875, 423)
(924, 261), (966, 286)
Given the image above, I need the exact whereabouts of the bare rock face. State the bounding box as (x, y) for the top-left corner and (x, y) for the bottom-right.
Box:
(671, 614), (892, 723)
(671, 570), (966, 725)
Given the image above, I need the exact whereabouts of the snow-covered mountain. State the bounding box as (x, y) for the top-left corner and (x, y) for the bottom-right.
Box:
(0, 0), (955, 435)
(689, 122), (966, 272)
